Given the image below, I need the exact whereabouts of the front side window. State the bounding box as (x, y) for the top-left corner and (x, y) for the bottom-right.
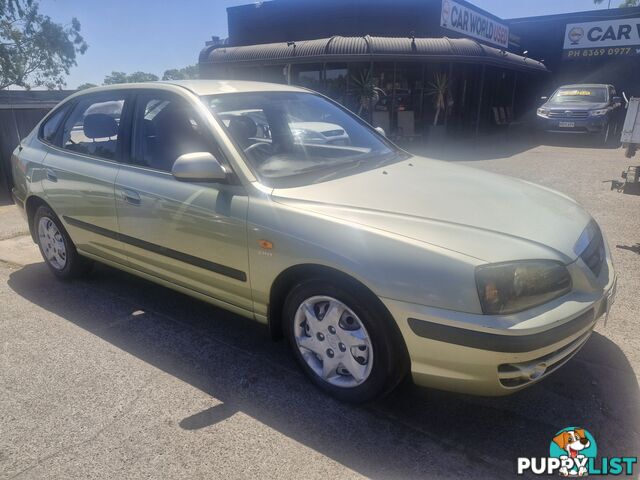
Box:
(203, 91), (404, 187)
(61, 95), (125, 160)
(131, 94), (211, 172)
(550, 87), (608, 104)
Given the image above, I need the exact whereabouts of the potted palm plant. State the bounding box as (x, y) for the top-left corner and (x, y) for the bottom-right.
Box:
(425, 72), (449, 141)
(350, 70), (385, 120)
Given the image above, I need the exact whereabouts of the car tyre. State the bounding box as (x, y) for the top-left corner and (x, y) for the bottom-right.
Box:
(283, 277), (409, 403)
(34, 206), (93, 279)
(598, 123), (611, 146)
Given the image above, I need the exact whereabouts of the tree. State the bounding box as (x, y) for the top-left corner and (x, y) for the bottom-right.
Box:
(77, 82), (97, 90)
(0, 0), (87, 89)
(103, 71), (159, 84)
(594, 0), (638, 6)
(162, 65), (199, 81)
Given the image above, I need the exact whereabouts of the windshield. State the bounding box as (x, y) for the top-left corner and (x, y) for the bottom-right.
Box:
(202, 91), (404, 187)
(550, 87), (608, 104)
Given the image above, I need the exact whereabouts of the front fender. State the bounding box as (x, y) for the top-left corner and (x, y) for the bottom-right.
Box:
(247, 193), (483, 318)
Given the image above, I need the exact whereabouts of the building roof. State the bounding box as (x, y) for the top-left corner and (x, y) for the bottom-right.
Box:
(0, 90), (75, 109)
(201, 35), (548, 73)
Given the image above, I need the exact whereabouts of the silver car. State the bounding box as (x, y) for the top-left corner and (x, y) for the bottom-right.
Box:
(11, 80), (617, 403)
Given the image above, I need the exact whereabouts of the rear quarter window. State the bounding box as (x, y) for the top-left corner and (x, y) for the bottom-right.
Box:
(39, 105), (70, 145)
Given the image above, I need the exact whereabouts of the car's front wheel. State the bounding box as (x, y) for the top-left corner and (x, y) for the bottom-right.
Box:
(34, 206), (93, 279)
(283, 277), (408, 403)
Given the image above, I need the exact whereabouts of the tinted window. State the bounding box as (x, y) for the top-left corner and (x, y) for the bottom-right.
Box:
(40, 105), (69, 145)
(61, 94), (125, 160)
(131, 94), (210, 172)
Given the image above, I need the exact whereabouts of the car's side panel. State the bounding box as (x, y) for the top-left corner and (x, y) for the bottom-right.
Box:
(11, 131), (48, 208)
(42, 148), (126, 264)
(114, 165), (253, 312)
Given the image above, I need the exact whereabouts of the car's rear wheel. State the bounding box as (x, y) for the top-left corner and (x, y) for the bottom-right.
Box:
(283, 277), (408, 403)
(34, 206), (93, 279)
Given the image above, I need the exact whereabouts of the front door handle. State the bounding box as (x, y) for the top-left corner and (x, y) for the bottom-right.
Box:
(121, 188), (141, 205)
(45, 168), (57, 182)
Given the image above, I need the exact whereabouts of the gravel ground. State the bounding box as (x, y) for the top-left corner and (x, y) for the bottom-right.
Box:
(0, 138), (638, 479)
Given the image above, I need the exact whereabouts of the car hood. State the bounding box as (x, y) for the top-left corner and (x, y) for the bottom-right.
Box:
(271, 157), (592, 263)
(544, 101), (608, 110)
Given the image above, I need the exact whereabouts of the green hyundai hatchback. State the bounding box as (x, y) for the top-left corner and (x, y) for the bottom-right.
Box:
(11, 80), (616, 403)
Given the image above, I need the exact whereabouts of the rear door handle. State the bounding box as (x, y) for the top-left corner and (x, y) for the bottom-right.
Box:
(121, 188), (141, 205)
(45, 168), (57, 182)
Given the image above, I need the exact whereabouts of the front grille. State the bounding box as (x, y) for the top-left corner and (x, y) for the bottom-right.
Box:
(580, 225), (605, 277)
(322, 129), (345, 137)
(548, 110), (589, 118)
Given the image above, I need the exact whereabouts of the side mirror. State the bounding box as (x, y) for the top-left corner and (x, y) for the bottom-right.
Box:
(612, 96), (622, 105)
(172, 152), (227, 182)
(374, 126), (386, 137)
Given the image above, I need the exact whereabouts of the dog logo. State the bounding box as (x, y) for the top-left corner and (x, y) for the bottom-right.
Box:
(568, 27), (584, 45)
(550, 427), (597, 477)
(518, 426), (636, 476)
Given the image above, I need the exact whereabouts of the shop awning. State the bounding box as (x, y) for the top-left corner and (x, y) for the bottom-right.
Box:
(201, 35), (548, 73)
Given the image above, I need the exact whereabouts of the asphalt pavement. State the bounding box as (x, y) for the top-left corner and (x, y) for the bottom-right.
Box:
(1, 137), (638, 479)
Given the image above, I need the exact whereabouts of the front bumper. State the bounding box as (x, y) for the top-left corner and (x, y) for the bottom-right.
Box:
(536, 115), (608, 134)
(382, 267), (616, 396)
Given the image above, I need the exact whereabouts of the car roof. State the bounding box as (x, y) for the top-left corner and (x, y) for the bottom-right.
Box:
(73, 80), (309, 97)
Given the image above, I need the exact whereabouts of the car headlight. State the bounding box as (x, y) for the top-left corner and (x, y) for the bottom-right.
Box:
(589, 109), (609, 116)
(536, 108), (549, 117)
(475, 260), (572, 315)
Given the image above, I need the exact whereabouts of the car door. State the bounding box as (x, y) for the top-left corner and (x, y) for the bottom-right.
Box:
(114, 90), (252, 313)
(42, 91), (128, 265)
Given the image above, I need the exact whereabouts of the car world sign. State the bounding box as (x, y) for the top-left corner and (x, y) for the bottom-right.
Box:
(563, 18), (640, 59)
(440, 0), (509, 49)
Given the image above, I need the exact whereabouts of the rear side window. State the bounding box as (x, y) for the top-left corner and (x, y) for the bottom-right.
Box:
(61, 94), (126, 161)
(40, 105), (69, 145)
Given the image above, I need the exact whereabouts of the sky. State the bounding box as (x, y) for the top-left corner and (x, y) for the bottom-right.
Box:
(38, 0), (610, 89)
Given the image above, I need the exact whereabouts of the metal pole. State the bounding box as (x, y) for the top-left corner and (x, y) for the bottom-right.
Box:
(445, 62), (453, 128)
(510, 71), (518, 121)
(475, 64), (486, 137)
(419, 63), (426, 130)
(391, 62), (397, 135)
(369, 60), (374, 124)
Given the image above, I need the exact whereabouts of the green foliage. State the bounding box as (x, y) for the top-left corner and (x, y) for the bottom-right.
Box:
(0, 0), (87, 89)
(103, 71), (159, 84)
(425, 73), (449, 126)
(162, 65), (199, 81)
(593, 0), (638, 6)
(76, 82), (97, 90)
(349, 70), (385, 116)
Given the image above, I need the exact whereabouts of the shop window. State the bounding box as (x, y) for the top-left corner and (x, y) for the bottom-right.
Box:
(324, 63), (348, 103)
(293, 64), (323, 90)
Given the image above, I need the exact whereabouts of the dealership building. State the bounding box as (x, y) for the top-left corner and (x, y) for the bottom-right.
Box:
(199, 0), (640, 139)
